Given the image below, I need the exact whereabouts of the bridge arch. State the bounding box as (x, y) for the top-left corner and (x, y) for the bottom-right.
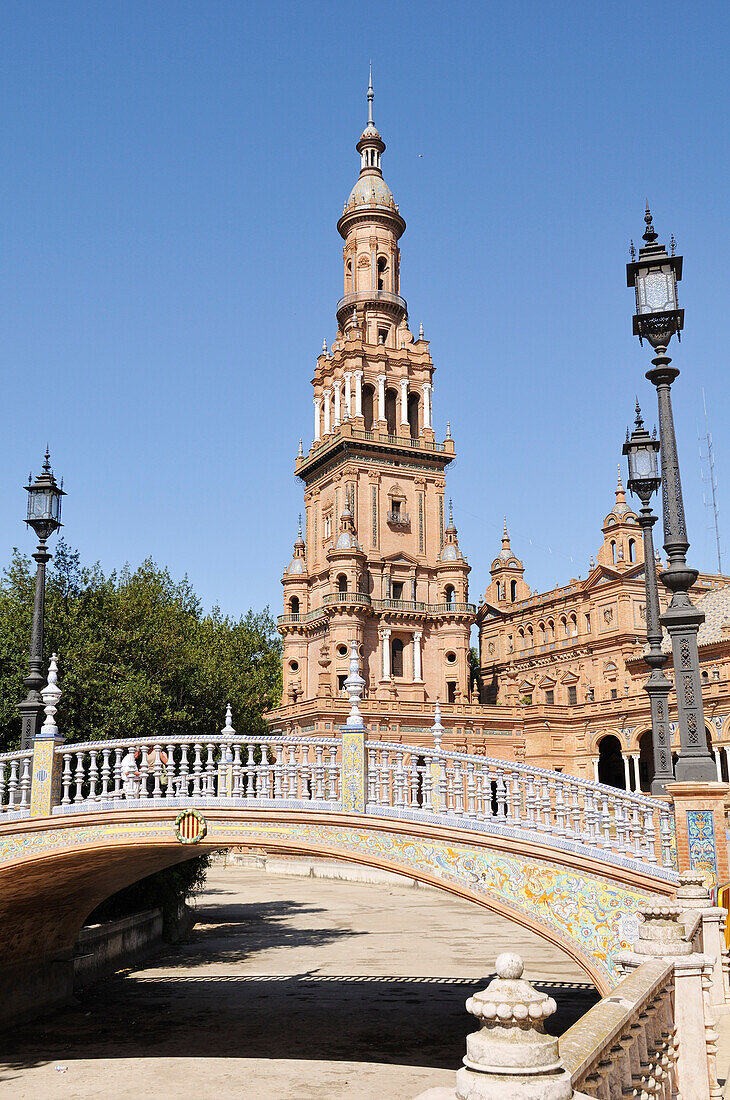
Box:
(0, 807), (674, 1006)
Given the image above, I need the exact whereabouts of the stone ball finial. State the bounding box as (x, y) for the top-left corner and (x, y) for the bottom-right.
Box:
(495, 952), (523, 980)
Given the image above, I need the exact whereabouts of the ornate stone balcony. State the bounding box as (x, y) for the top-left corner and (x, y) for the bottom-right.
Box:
(335, 289), (407, 328)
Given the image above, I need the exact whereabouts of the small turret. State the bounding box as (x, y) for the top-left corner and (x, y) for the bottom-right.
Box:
(488, 518), (529, 604)
(597, 466), (642, 570)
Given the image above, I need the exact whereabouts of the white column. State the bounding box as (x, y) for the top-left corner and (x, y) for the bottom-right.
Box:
(592, 757), (599, 782)
(630, 753), (640, 791)
(413, 631), (422, 682)
(723, 746), (729, 783)
(354, 371), (363, 417)
(399, 378), (409, 425)
(622, 753), (630, 790)
(333, 380), (341, 426)
(343, 373), (352, 419)
(714, 747), (722, 781)
(313, 398), (321, 442)
(422, 383), (432, 429)
(381, 629), (391, 679)
(323, 390), (331, 435)
(377, 375), (386, 423)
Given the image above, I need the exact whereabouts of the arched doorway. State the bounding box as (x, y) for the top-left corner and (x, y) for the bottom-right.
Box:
(597, 735), (626, 790)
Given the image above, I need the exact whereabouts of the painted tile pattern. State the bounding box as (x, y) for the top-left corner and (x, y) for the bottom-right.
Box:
(341, 731), (365, 812)
(0, 814), (658, 987)
(687, 808), (718, 889)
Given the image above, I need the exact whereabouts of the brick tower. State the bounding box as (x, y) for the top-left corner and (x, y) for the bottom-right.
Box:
(268, 78), (477, 742)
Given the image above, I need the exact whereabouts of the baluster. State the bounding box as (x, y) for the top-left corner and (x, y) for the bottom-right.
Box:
(642, 806), (658, 864)
(178, 742), (190, 797)
(8, 761), (19, 807)
(232, 742), (242, 796)
(409, 756), (420, 807)
(474, 766), (485, 819)
(379, 750), (389, 806)
(328, 747), (339, 801)
(453, 760), (464, 815)
(314, 745), (324, 801)
(511, 771), (522, 827)
(111, 748), (123, 799)
(74, 751), (85, 803)
(192, 742), (203, 796)
(614, 798), (628, 853)
(503, 770), (515, 825)
(524, 774), (536, 828)
(137, 746), (149, 799)
(165, 743), (175, 799)
(0, 763), (6, 810)
(599, 792), (611, 847)
(495, 767), (507, 819)
(445, 766), (454, 813)
(100, 748), (111, 798)
(288, 743), (299, 799)
(464, 761), (476, 817)
(438, 755), (448, 814)
(367, 748), (377, 804)
(88, 750), (99, 801)
(553, 780), (566, 836)
(147, 744), (160, 798)
(205, 742), (215, 795)
(271, 743), (282, 799)
(19, 757), (31, 808)
(61, 753), (73, 804)
(394, 751), (405, 807)
(539, 777), (552, 831)
(422, 754), (433, 811)
(569, 783), (582, 839)
(301, 744), (312, 800)
(659, 810), (674, 868)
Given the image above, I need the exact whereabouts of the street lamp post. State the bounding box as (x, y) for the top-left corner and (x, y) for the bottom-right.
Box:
(17, 450), (65, 750)
(623, 402), (674, 793)
(627, 207), (715, 781)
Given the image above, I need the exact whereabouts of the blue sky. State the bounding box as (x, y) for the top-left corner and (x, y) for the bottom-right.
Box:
(1, 1), (729, 617)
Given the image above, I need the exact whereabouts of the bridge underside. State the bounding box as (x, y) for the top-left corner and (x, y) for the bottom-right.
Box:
(0, 807), (675, 1023)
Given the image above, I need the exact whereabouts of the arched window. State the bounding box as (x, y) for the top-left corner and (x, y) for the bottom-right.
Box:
(337, 574), (348, 594)
(407, 392), (419, 439)
(362, 383), (375, 431)
(445, 585), (456, 608)
(628, 539), (636, 562)
(538, 622), (546, 645)
(377, 255), (388, 291)
(527, 625), (534, 648)
(391, 637), (404, 677)
(547, 619), (555, 641)
(570, 614), (577, 637)
(611, 540), (617, 564)
(510, 579), (517, 601)
(518, 628), (525, 649)
(290, 596), (300, 615)
(561, 616), (568, 636)
(385, 388), (398, 435)
(346, 258), (353, 293)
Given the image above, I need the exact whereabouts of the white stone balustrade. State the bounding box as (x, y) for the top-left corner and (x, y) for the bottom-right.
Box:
(365, 740), (676, 871)
(55, 735), (342, 808)
(0, 749), (33, 814)
(559, 953), (677, 1099)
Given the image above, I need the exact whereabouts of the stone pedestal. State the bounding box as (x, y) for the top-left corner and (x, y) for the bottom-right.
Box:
(453, 953), (573, 1100)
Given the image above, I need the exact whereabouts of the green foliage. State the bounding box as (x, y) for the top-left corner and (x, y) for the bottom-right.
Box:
(0, 539), (282, 751)
(86, 853), (213, 930)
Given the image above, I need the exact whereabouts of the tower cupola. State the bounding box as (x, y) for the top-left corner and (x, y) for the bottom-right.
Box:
(597, 467), (642, 570)
(336, 70), (407, 341)
(488, 519), (528, 604)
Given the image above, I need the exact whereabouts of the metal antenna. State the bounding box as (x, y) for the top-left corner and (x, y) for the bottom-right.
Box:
(699, 387), (723, 572)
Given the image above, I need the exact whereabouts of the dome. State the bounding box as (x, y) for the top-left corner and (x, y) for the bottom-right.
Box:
(335, 530), (357, 550)
(441, 544), (459, 562)
(497, 547), (514, 563)
(348, 171), (394, 208)
(360, 122), (382, 142)
(287, 558), (305, 575)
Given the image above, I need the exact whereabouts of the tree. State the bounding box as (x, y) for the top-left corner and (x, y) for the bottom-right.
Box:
(0, 540), (282, 751)
(0, 542), (282, 926)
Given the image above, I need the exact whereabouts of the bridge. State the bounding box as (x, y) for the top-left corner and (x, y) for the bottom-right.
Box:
(0, 646), (726, 1038)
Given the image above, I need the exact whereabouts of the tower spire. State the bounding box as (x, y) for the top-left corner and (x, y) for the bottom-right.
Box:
(367, 62), (374, 125)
